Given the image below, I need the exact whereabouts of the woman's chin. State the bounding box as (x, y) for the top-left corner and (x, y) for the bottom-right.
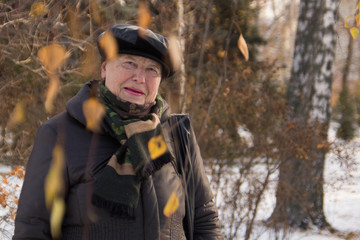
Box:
(120, 94), (145, 105)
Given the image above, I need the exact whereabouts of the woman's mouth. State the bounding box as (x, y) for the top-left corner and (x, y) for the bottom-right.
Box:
(124, 87), (144, 96)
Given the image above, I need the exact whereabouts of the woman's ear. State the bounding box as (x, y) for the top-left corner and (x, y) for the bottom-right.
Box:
(101, 61), (107, 79)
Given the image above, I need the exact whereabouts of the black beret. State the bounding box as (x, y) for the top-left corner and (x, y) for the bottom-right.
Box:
(97, 24), (174, 78)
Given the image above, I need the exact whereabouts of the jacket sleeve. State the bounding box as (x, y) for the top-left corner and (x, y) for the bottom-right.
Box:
(188, 124), (224, 240)
(13, 123), (63, 240)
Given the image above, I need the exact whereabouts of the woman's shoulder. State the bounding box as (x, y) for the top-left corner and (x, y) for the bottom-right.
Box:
(35, 111), (68, 134)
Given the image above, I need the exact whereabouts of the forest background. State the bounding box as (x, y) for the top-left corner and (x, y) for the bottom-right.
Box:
(1, 0), (360, 239)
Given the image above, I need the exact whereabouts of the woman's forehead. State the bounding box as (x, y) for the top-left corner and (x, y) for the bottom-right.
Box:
(118, 54), (161, 67)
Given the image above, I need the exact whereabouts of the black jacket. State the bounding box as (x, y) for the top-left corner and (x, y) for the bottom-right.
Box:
(13, 81), (223, 240)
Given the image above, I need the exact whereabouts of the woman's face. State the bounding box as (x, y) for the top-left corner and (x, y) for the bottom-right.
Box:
(101, 54), (162, 106)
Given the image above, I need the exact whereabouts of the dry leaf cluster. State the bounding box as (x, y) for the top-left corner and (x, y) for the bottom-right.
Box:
(344, 2), (360, 39)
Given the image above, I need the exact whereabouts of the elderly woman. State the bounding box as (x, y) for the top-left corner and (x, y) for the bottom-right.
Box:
(13, 24), (223, 240)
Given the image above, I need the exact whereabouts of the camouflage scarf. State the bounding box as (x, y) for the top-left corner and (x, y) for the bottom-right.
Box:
(92, 83), (172, 218)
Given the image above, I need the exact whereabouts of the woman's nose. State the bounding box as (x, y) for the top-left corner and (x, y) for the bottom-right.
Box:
(133, 67), (146, 83)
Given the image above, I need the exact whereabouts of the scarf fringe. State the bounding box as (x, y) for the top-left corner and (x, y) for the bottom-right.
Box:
(92, 194), (135, 219)
(141, 153), (172, 179)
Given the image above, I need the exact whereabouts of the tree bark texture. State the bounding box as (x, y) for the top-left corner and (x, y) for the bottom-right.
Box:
(177, 0), (187, 113)
(271, 0), (339, 229)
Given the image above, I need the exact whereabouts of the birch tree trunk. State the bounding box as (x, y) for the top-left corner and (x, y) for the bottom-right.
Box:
(270, 0), (339, 229)
(177, 0), (187, 113)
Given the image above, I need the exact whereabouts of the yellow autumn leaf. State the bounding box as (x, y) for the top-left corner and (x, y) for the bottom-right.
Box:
(148, 134), (167, 160)
(350, 27), (359, 39)
(38, 43), (66, 73)
(67, 9), (80, 38)
(45, 144), (65, 209)
(83, 97), (106, 132)
(50, 198), (65, 238)
(344, 16), (351, 29)
(237, 34), (249, 61)
(45, 76), (60, 113)
(7, 102), (25, 128)
(168, 35), (181, 71)
(163, 192), (179, 218)
(81, 45), (98, 77)
(356, 14), (360, 27)
(30, 2), (49, 17)
(138, 2), (151, 33)
(217, 50), (226, 58)
(99, 31), (118, 61)
(223, 87), (230, 97)
(89, 0), (101, 24)
(317, 143), (324, 149)
(189, 75), (195, 85)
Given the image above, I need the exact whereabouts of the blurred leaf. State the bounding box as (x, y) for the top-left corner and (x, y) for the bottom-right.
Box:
(7, 102), (25, 128)
(67, 9), (80, 38)
(356, 14), (360, 27)
(2, 175), (7, 185)
(285, 121), (293, 132)
(81, 45), (98, 77)
(223, 87), (230, 97)
(344, 16), (351, 28)
(237, 34), (249, 61)
(10, 166), (25, 179)
(168, 35), (182, 71)
(50, 198), (65, 238)
(350, 27), (359, 39)
(217, 50), (226, 58)
(10, 210), (16, 220)
(99, 31), (118, 61)
(90, 0), (101, 24)
(38, 43), (67, 73)
(45, 76), (60, 113)
(44, 145), (66, 238)
(138, 2), (151, 33)
(163, 192), (179, 218)
(317, 143), (325, 149)
(0, 193), (6, 208)
(13, 196), (18, 205)
(45, 144), (65, 209)
(189, 75), (195, 85)
(30, 2), (49, 18)
(83, 97), (106, 132)
(148, 134), (167, 160)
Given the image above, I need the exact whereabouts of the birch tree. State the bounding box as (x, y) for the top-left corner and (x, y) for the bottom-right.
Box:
(270, 0), (339, 229)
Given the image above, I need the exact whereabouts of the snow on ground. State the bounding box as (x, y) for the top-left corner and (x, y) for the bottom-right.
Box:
(247, 127), (360, 240)
(0, 166), (24, 239)
(249, 144), (360, 240)
(210, 124), (360, 239)
(324, 125), (360, 233)
(0, 128), (359, 239)
(325, 153), (360, 233)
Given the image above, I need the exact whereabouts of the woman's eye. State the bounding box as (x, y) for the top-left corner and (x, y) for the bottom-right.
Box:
(147, 67), (160, 76)
(122, 61), (136, 69)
